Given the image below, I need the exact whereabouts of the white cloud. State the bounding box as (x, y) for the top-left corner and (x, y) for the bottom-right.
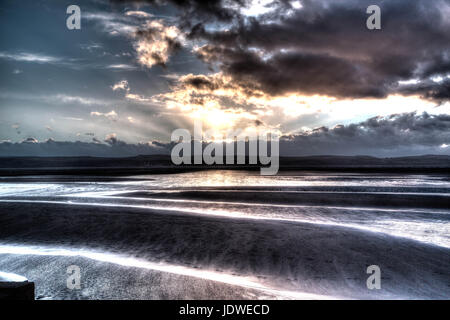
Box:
(0, 52), (62, 63)
(291, 1), (303, 10)
(125, 93), (152, 102)
(61, 117), (84, 121)
(111, 80), (129, 91)
(84, 12), (138, 36)
(398, 79), (421, 85)
(111, 80), (155, 104)
(125, 11), (153, 18)
(90, 110), (118, 121)
(80, 43), (103, 51)
(133, 20), (184, 68)
(240, 0), (276, 17)
(106, 64), (137, 70)
(51, 94), (106, 106)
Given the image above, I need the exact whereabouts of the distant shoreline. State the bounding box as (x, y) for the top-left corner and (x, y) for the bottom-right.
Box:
(1, 166), (450, 177)
(0, 154), (448, 176)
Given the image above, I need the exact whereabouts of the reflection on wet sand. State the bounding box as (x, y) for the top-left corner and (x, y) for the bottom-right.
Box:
(0, 171), (449, 299)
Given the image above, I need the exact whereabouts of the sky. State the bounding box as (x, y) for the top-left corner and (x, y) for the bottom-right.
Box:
(0, 0), (449, 157)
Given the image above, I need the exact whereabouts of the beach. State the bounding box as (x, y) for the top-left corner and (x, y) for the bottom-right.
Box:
(0, 170), (449, 299)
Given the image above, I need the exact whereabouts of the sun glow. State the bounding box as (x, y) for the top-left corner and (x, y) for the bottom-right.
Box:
(153, 72), (447, 138)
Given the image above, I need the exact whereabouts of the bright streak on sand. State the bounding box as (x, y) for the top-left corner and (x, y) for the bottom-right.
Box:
(64, 186), (450, 213)
(87, 193), (449, 213)
(0, 271), (28, 282)
(0, 198), (448, 249)
(0, 244), (338, 300)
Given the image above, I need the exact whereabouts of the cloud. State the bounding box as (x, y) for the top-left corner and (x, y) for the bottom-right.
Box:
(132, 20), (184, 68)
(84, 12), (139, 36)
(0, 92), (110, 107)
(90, 110), (119, 121)
(61, 117), (84, 121)
(152, 72), (266, 133)
(0, 112), (448, 157)
(50, 94), (108, 106)
(280, 112), (450, 156)
(113, 0), (450, 140)
(111, 0), (243, 22)
(111, 80), (129, 91)
(125, 10), (153, 18)
(181, 0), (450, 101)
(0, 49), (135, 71)
(397, 78), (450, 103)
(125, 92), (153, 102)
(111, 80), (157, 104)
(105, 63), (137, 70)
(86, 9), (183, 68)
(111, 79), (158, 104)
(104, 133), (121, 145)
(194, 45), (386, 98)
(152, 72), (442, 137)
(80, 43), (103, 51)
(21, 137), (39, 144)
(0, 52), (63, 63)
(0, 52), (82, 69)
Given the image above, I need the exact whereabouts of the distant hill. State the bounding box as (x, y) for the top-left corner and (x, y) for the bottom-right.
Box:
(0, 154), (171, 169)
(279, 155), (450, 168)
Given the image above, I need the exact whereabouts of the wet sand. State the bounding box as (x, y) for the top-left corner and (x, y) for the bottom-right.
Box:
(0, 171), (449, 299)
(0, 200), (449, 299)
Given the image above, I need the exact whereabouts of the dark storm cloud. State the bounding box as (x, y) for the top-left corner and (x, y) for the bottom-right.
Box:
(398, 79), (450, 103)
(185, 0), (450, 100)
(195, 46), (385, 98)
(280, 112), (450, 156)
(181, 74), (220, 90)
